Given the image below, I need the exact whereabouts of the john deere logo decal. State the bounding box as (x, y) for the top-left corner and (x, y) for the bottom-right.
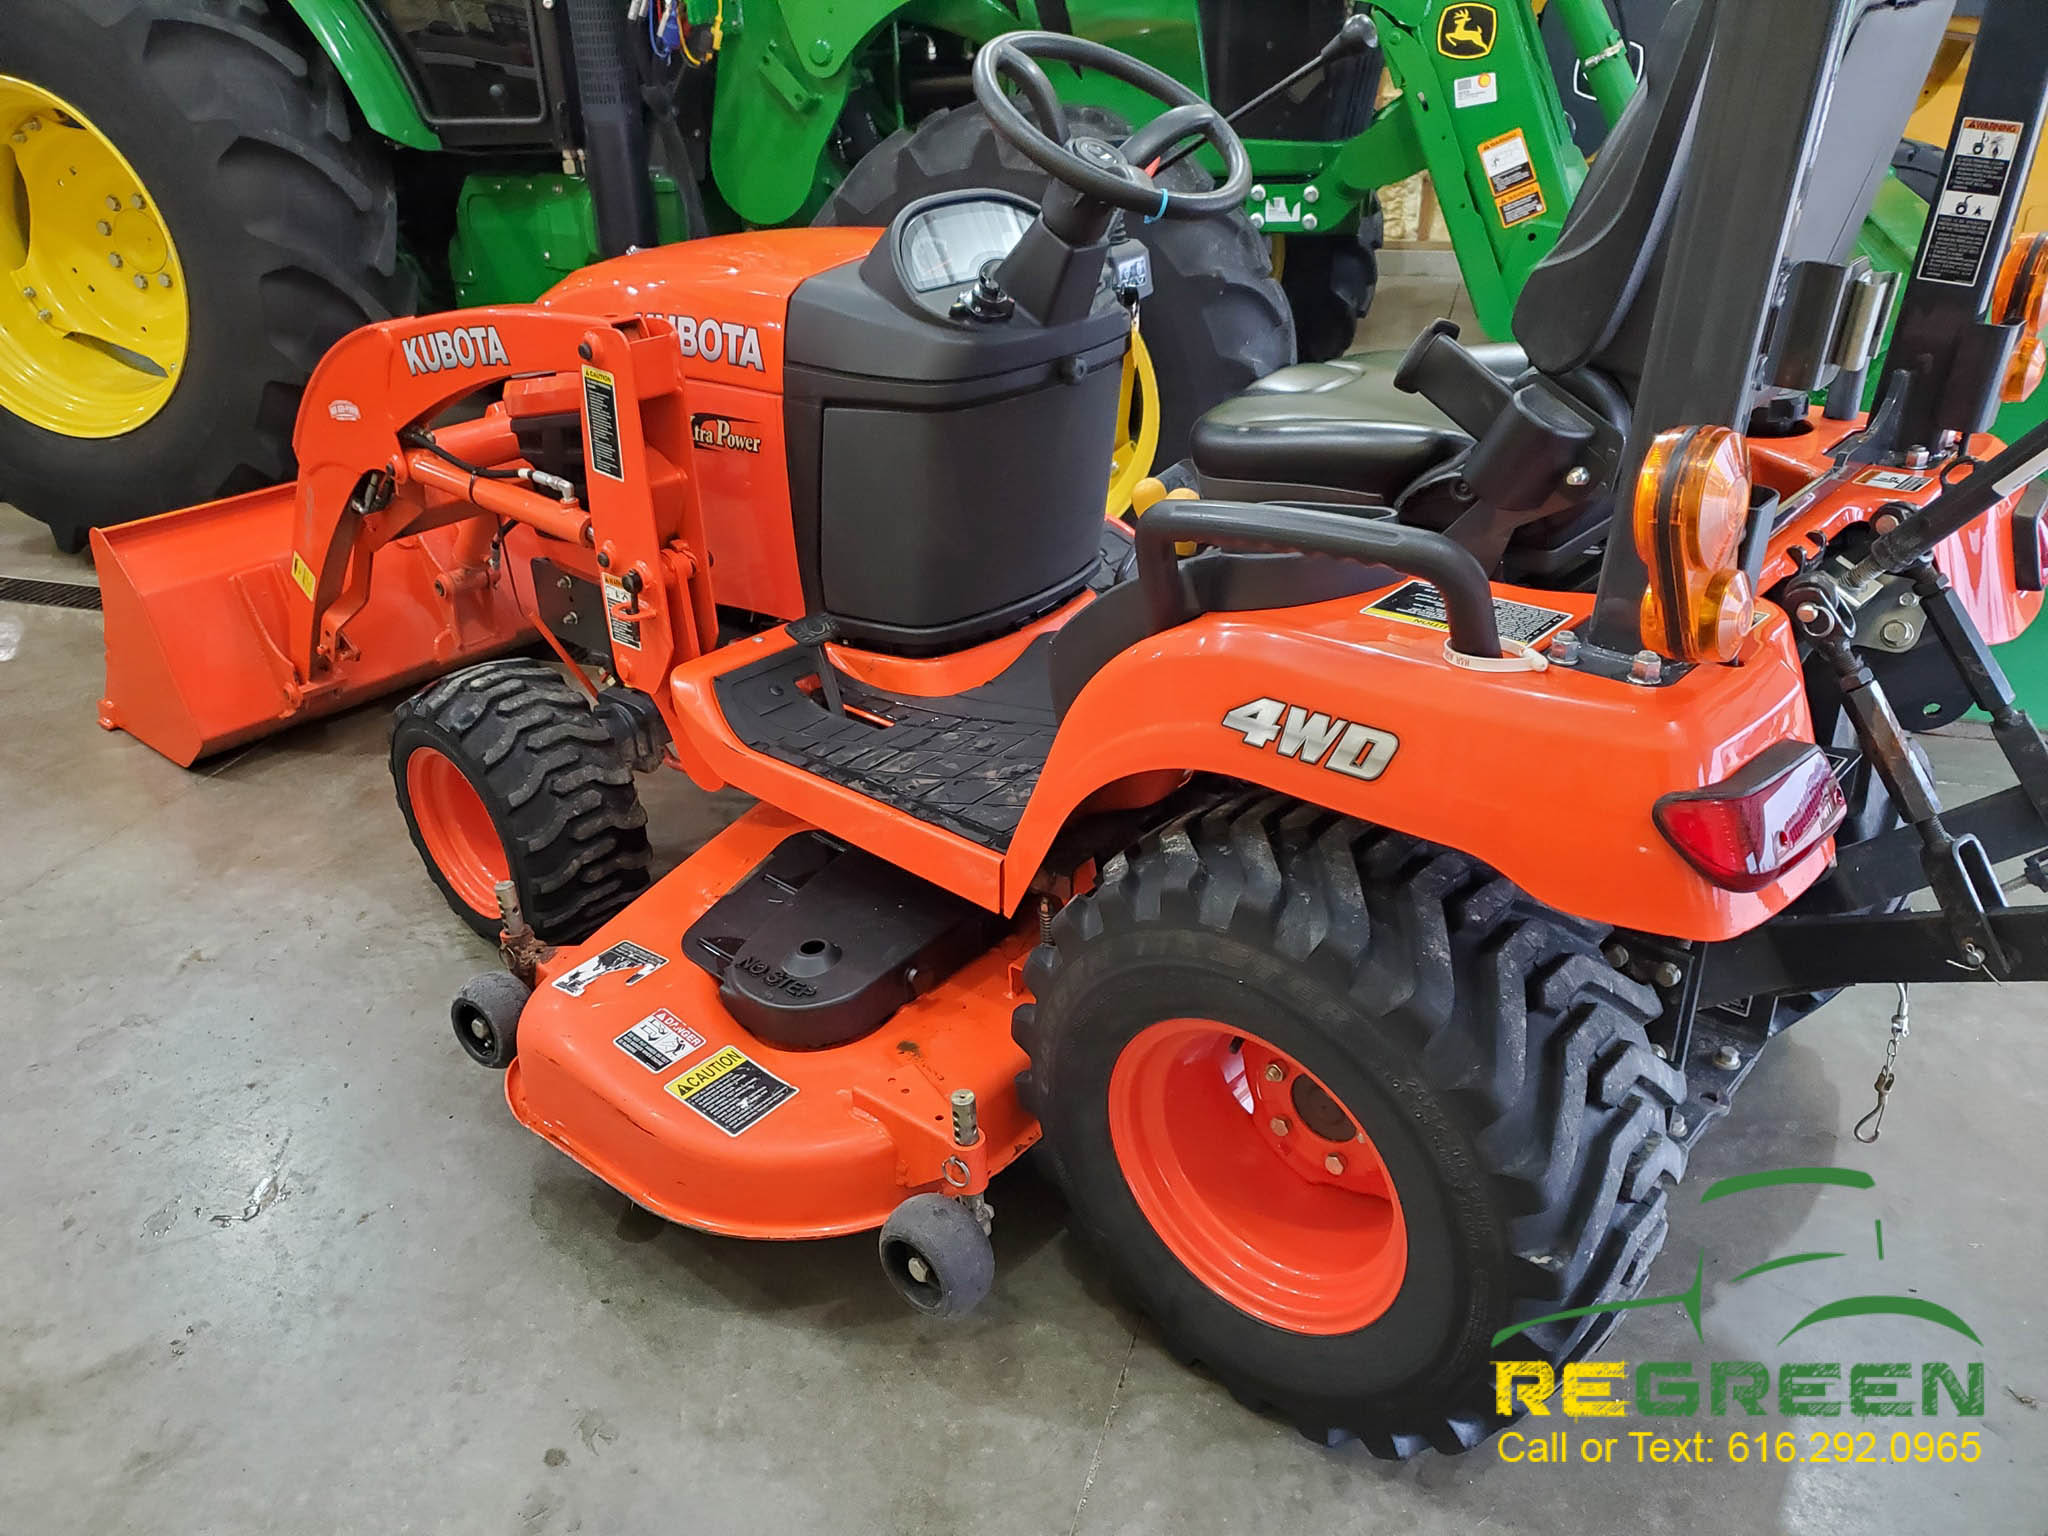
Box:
(1438, 3), (1497, 58)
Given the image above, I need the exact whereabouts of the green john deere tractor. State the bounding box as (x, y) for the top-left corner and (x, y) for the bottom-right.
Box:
(0, 0), (1645, 550)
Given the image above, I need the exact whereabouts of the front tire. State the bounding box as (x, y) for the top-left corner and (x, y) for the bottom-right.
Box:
(391, 660), (652, 945)
(816, 105), (1294, 464)
(0, 0), (414, 549)
(1015, 795), (1685, 1456)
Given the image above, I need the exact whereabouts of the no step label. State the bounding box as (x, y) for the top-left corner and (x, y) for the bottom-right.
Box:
(666, 1045), (797, 1135)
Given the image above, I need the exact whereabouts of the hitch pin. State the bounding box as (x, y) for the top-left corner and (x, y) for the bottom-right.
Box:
(1853, 983), (1910, 1143)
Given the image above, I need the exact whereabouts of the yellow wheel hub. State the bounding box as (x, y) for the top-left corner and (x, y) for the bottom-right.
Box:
(0, 76), (189, 438)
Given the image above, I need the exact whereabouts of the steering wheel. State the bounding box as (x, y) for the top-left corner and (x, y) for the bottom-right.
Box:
(970, 31), (1253, 221)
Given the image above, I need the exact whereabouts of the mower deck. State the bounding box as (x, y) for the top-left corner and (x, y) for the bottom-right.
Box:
(511, 804), (1040, 1239)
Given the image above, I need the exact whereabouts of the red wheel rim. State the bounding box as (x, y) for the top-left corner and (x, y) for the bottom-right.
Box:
(405, 747), (509, 916)
(1108, 1019), (1407, 1335)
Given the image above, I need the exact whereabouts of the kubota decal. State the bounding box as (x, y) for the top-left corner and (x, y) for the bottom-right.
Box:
(401, 324), (511, 376)
(648, 312), (766, 372)
(1222, 697), (1399, 781)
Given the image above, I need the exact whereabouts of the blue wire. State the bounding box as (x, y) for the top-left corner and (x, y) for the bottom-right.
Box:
(1143, 188), (1170, 224)
(649, 0), (680, 59)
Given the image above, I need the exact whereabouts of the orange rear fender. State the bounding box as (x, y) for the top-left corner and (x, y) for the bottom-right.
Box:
(1004, 587), (1826, 941)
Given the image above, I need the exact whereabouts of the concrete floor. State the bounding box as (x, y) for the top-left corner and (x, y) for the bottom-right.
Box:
(4, 282), (2047, 1533)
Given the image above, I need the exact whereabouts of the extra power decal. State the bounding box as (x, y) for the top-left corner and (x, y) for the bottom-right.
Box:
(289, 552), (317, 600)
(1437, 3), (1496, 58)
(552, 940), (666, 996)
(602, 574), (643, 652)
(1364, 579), (1573, 646)
(690, 413), (763, 454)
(1223, 698), (1398, 781)
(1856, 467), (1935, 494)
(1478, 130), (1545, 228)
(1918, 118), (2023, 287)
(581, 366), (625, 481)
(614, 1008), (707, 1073)
(665, 1045), (797, 1135)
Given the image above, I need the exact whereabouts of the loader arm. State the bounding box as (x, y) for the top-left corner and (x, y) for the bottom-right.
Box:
(95, 306), (719, 765)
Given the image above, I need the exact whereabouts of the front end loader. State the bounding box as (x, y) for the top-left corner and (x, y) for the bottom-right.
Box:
(92, 0), (2048, 1458)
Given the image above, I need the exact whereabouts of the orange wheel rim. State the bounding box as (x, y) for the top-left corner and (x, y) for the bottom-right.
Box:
(406, 747), (509, 916)
(1108, 1019), (1407, 1335)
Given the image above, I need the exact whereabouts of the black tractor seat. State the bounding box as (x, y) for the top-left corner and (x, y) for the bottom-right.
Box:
(1188, 344), (1529, 502)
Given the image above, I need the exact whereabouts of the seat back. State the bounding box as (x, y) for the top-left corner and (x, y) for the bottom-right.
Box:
(1515, 0), (1953, 394)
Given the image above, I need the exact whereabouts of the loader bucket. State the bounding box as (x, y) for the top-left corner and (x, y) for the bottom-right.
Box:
(94, 486), (533, 766)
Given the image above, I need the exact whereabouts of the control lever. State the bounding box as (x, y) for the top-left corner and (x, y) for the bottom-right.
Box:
(1155, 13), (1378, 175)
(1392, 319), (1514, 439)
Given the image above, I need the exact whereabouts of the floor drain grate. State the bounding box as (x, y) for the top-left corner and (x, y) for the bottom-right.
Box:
(0, 576), (102, 611)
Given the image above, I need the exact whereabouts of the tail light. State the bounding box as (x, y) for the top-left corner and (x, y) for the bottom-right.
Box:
(1633, 424), (1755, 663)
(1653, 742), (1846, 892)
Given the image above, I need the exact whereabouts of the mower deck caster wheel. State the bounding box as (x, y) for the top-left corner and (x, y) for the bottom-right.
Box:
(452, 971), (531, 1069)
(878, 1194), (994, 1319)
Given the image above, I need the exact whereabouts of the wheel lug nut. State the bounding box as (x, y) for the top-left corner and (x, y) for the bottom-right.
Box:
(131, 193), (146, 210)
(1324, 1153), (1346, 1175)
(108, 251), (123, 269)
(21, 287), (34, 300)
(106, 195), (122, 212)
(36, 309), (52, 323)
(8, 134), (23, 146)
(1263, 1062), (1285, 1083)
(133, 273), (148, 289)
(1269, 1117), (1290, 1136)
(26, 117), (40, 132)
(158, 273), (172, 289)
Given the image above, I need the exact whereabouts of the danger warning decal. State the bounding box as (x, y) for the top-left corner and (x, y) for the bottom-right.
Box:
(552, 940), (666, 996)
(602, 574), (643, 652)
(614, 1008), (706, 1073)
(665, 1045), (797, 1135)
(1918, 118), (2023, 287)
(1363, 579), (1573, 647)
(1478, 129), (1545, 228)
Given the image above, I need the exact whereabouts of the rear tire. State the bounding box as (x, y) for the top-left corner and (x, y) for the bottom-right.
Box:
(0, 0), (414, 547)
(1014, 794), (1686, 1456)
(816, 104), (1294, 464)
(391, 660), (651, 945)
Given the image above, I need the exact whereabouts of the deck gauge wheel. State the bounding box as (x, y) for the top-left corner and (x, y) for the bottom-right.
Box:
(451, 970), (531, 1070)
(878, 1193), (996, 1318)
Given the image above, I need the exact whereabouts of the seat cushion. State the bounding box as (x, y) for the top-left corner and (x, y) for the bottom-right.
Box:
(1189, 344), (1528, 498)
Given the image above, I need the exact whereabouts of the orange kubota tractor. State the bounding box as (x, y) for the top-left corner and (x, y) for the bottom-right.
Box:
(95, 1), (2048, 1455)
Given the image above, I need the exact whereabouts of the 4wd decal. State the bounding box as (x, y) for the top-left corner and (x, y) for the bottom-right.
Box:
(691, 413), (763, 454)
(648, 312), (766, 372)
(1222, 698), (1399, 781)
(401, 324), (510, 376)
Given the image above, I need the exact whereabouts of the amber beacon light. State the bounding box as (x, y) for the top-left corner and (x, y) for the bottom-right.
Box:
(1633, 423), (1755, 663)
